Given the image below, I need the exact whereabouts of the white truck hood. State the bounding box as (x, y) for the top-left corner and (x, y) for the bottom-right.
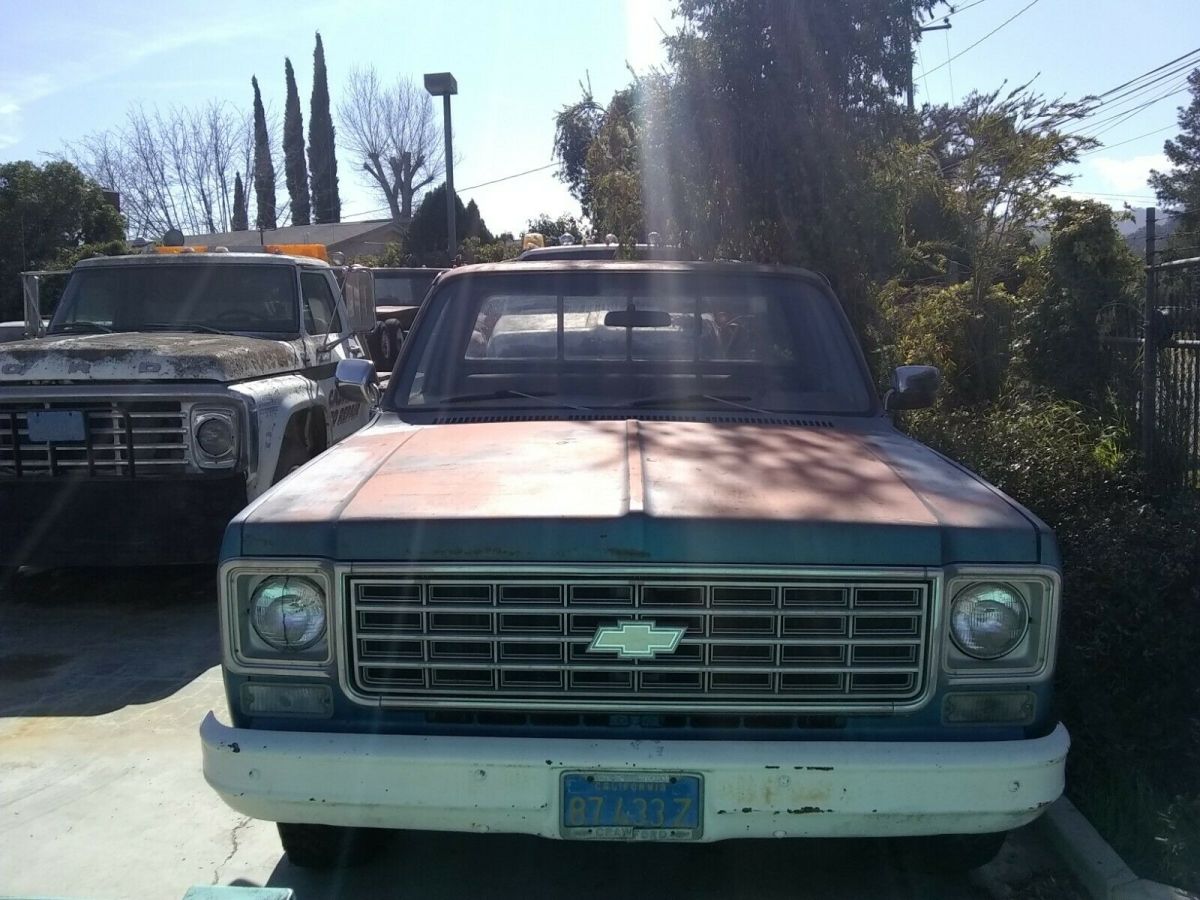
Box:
(0, 333), (305, 383)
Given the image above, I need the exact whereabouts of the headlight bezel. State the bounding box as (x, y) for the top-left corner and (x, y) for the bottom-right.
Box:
(190, 405), (240, 469)
(220, 560), (334, 671)
(941, 567), (1060, 683)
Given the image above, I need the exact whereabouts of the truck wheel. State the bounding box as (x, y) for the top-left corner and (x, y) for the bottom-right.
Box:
(271, 439), (310, 486)
(910, 831), (1008, 871)
(381, 318), (402, 368)
(277, 823), (385, 868)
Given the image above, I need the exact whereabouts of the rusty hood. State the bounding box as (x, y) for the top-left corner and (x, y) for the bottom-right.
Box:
(0, 333), (303, 383)
(232, 418), (1052, 567)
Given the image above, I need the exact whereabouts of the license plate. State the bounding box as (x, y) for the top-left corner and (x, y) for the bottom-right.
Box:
(561, 772), (702, 840)
(26, 410), (86, 443)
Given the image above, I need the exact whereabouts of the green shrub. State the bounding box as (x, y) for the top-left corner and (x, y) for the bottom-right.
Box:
(909, 399), (1200, 890)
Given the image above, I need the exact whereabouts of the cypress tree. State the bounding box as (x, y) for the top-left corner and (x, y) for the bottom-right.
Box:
(231, 172), (248, 231)
(283, 58), (310, 226)
(251, 76), (277, 230)
(307, 33), (340, 223)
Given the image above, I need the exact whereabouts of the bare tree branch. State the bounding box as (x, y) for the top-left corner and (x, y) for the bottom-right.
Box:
(66, 101), (258, 237)
(338, 67), (444, 224)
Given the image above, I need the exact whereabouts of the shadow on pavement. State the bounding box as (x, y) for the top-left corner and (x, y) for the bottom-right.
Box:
(261, 831), (985, 900)
(0, 566), (218, 717)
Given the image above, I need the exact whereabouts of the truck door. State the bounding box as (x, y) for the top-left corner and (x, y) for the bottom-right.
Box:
(299, 270), (371, 444)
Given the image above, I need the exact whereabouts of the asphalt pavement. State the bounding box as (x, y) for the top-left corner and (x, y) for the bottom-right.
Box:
(0, 568), (1067, 900)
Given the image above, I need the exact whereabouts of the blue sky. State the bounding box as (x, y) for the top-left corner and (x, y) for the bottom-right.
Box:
(1, 0), (1194, 235)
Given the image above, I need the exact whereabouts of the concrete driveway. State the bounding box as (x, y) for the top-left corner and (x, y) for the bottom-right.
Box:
(0, 568), (1065, 900)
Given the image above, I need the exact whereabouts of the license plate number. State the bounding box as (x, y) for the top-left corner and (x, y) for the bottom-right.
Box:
(561, 772), (702, 840)
(26, 410), (86, 443)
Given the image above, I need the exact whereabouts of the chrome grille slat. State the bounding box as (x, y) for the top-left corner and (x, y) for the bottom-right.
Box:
(0, 401), (189, 477)
(348, 576), (932, 710)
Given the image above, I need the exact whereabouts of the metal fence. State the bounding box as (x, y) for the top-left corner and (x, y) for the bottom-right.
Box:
(1132, 209), (1200, 489)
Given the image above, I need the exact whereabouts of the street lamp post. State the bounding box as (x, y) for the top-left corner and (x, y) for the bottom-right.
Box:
(423, 72), (458, 260)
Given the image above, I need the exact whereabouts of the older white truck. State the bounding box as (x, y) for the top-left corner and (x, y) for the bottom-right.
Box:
(0, 250), (379, 569)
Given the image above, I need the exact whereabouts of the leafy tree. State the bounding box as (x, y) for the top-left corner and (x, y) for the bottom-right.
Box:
(1017, 198), (1142, 409)
(526, 213), (584, 242)
(560, 0), (947, 329)
(251, 76), (277, 229)
(406, 183), (467, 258)
(553, 79), (605, 218)
(283, 58), (311, 226)
(917, 87), (1096, 303)
(463, 199), (493, 242)
(231, 172), (248, 231)
(308, 33), (341, 223)
(1150, 68), (1200, 240)
(0, 160), (124, 319)
(50, 238), (129, 271)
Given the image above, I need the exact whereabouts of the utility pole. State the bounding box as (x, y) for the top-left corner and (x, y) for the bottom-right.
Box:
(909, 15), (951, 112)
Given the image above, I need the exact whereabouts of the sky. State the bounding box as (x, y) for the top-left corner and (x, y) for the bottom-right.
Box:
(1, 0), (1195, 236)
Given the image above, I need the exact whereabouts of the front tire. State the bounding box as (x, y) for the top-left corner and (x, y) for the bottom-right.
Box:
(276, 823), (385, 869)
(271, 439), (310, 486)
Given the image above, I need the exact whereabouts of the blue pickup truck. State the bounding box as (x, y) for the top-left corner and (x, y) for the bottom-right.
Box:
(201, 261), (1068, 869)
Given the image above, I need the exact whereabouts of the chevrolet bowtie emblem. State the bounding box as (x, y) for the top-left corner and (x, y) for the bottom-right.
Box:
(588, 621), (686, 659)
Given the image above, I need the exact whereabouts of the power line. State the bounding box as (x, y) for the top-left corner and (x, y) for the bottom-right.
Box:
(923, 0), (1043, 76)
(335, 161), (562, 223)
(1086, 80), (1191, 140)
(458, 162), (557, 192)
(1093, 46), (1200, 101)
(1081, 123), (1177, 155)
(941, 0), (993, 19)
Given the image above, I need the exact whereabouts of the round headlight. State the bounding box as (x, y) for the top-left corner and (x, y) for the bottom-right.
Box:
(950, 582), (1029, 660)
(196, 415), (236, 458)
(250, 576), (327, 651)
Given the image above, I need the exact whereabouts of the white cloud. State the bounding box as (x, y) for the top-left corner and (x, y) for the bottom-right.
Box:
(1089, 153), (1169, 195)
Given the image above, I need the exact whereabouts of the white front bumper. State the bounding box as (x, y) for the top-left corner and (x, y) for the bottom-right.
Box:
(200, 712), (1068, 841)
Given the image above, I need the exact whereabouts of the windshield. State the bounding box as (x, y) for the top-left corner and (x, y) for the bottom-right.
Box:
(388, 269), (873, 415)
(49, 264), (299, 335)
(373, 271), (438, 307)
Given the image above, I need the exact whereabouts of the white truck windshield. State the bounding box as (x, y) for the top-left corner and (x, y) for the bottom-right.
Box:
(49, 264), (300, 336)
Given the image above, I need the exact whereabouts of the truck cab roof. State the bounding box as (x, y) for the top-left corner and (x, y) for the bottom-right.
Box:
(72, 252), (331, 269)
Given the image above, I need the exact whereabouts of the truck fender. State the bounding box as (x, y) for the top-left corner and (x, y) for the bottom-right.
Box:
(229, 374), (329, 499)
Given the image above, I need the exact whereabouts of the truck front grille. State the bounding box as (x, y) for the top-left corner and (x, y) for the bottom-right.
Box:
(346, 574), (933, 712)
(0, 400), (189, 477)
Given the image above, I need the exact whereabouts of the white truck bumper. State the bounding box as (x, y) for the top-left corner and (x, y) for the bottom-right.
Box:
(200, 712), (1068, 841)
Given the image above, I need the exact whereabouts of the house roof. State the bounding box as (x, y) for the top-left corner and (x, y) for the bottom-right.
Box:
(184, 220), (400, 251)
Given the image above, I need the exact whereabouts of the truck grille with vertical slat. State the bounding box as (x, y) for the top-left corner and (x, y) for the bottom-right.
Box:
(346, 574), (933, 712)
(0, 400), (189, 477)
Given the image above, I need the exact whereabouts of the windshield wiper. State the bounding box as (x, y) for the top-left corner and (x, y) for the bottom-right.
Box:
(623, 393), (773, 415)
(438, 389), (592, 411)
(142, 322), (233, 335)
(53, 321), (113, 334)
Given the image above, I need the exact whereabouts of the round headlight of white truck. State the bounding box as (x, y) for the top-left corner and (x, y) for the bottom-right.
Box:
(196, 415), (236, 458)
(250, 576), (327, 651)
(950, 582), (1029, 660)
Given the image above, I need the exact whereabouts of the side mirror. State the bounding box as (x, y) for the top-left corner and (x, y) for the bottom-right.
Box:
(22, 273), (44, 338)
(335, 358), (379, 405)
(885, 365), (940, 411)
(341, 267), (378, 335)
